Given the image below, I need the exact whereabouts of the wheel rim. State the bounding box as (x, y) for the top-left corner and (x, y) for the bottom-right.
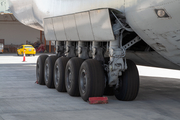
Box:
(45, 63), (49, 83)
(80, 69), (87, 94)
(66, 67), (72, 90)
(55, 65), (60, 86)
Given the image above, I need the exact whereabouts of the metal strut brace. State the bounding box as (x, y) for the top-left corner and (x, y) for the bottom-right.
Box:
(56, 41), (64, 57)
(108, 11), (140, 86)
(111, 11), (134, 32)
(78, 41), (89, 59)
(65, 41), (76, 57)
(123, 36), (141, 50)
(92, 42), (104, 62)
(108, 21), (127, 86)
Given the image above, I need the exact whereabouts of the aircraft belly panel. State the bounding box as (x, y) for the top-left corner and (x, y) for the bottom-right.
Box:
(32, 0), (124, 26)
(44, 9), (115, 41)
(125, 0), (180, 67)
(75, 12), (94, 41)
(8, 0), (124, 29)
(126, 51), (180, 70)
(8, 0), (180, 69)
(52, 17), (67, 41)
(90, 9), (115, 41)
(7, 0), (43, 30)
(63, 15), (80, 41)
(44, 19), (57, 41)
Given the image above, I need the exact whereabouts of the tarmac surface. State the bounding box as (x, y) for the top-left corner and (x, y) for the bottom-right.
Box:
(0, 53), (180, 120)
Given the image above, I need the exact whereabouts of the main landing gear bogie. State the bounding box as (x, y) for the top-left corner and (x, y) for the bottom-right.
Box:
(36, 55), (140, 102)
(35, 11), (141, 102)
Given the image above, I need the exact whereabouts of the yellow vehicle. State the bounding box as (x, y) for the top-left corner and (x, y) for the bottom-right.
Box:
(17, 45), (36, 56)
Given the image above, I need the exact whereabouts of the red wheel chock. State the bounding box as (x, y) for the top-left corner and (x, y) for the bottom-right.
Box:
(35, 80), (38, 84)
(89, 97), (108, 104)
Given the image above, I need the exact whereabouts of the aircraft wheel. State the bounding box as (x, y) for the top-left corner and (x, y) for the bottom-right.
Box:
(104, 70), (114, 96)
(44, 56), (59, 88)
(36, 55), (48, 85)
(65, 57), (84, 96)
(54, 57), (70, 92)
(104, 86), (114, 96)
(79, 59), (105, 101)
(114, 59), (139, 101)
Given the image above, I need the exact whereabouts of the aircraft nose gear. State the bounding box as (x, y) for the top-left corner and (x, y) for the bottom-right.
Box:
(108, 48), (127, 86)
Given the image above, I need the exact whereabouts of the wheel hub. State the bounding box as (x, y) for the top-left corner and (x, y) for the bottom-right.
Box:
(67, 67), (72, 89)
(45, 63), (49, 83)
(55, 65), (60, 86)
(80, 69), (87, 94)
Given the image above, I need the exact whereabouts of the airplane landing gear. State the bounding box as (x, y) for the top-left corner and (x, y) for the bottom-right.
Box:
(36, 15), (141, 101)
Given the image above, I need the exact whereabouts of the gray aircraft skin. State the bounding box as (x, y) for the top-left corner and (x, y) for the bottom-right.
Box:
(7, 0), (180, 70)
(7, 0), (180, 101)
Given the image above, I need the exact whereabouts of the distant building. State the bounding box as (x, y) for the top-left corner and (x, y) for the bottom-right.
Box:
(0, 0), (54, 53)
(0, 0), (10, 14)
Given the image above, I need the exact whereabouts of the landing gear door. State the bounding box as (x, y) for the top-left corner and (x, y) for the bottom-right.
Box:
(44, 9), (115, 41)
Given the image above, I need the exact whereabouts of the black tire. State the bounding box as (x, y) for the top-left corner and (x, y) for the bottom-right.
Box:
(65, 57), (84, 96)
(54, 57), (70, 92)
(36, 55), (48, 85)
(17, 52), (19, 56)
(79, 59), (105, 101)
(104, 86), (114, 96)
(44, 56), (59, 88)
(114, 59), (139, 101)
(103, 68), (114, 96)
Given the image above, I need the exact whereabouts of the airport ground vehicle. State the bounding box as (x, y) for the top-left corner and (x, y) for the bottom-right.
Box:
(8, 0), (180, 101)
(0, 43), (3, 54)
(17, 45), (36, 56)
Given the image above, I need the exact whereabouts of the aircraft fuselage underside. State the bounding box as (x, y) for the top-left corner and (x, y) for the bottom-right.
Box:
(8, 0), (180, 101)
